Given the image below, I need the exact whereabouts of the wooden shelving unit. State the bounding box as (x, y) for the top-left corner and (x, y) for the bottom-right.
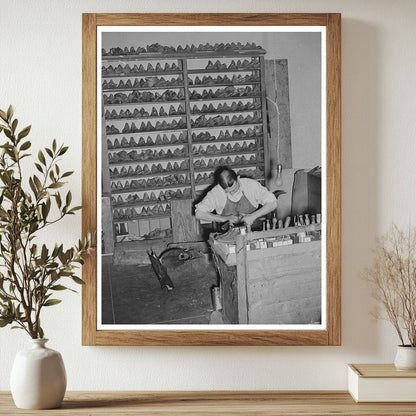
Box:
(102, 45), (269, 242)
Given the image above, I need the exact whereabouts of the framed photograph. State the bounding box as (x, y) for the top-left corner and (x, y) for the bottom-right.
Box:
(82, 13), (341, 346)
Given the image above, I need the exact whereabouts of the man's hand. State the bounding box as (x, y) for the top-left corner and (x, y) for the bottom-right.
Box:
(224, 215), (241, 225)
(242, 213), (256, 230)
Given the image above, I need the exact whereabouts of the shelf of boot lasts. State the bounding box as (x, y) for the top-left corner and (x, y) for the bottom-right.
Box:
(109, 168), (190, 180)
(193, 151), (263, 161)
(112, 198), (189, 209)
(113, 201), (173, 211)
(194, 178), (264, 189)
(104, 113), (187, 121)
(104, 99), (186, 107)
(101, 62), (183, 76)
(111, 181), (192, 194)
(102, 74), (184, 86)
(108, 156), (189, 166)
(113, 194), (190, 209)
(188, 71), (260, 79)
(102, 84), (185, 93)
(107, 142), (188, 152)
(190, 109), (261, 118)
(187, 56), (263, 72)
(106, 127), (188, 136)
(107, 133), (188, 148)
(108, 158), (262, 178)
(103, 92), (260, 105)
(104, 105), (261, 121)
(113, 213), (172, 222)
(193, 161), (262, 172)
(102, 79), (260, 92)
(104, 104), (261, 121)
(187, 67), (260, 74)
(191, 122), (262, 131)
(103, 86), (185, 94)
(101, 49), (265, 61)
(187, 81), (260, 89)
(192, 149), (262, 158)
(102, 70), (184, 78)
(107, 137), (188, 150)
(194, 179), (264, 190)
(190, 102), (262, 114)
(189, 94), (261, 103)
(193, 167), (262, 184)
(104, 97), (186, 107)
(108, 119), (265, 133)
(107, 140), (188, 150)
(105, 103), (261, 119)
(192, 132), (262, 144)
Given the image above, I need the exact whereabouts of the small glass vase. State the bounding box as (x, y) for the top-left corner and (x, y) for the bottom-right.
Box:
(394, 345), (416, 371)
(10, 338), (67, 409)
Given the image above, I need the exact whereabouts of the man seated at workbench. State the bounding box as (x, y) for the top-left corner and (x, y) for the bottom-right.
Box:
(195, 166), (277, 231)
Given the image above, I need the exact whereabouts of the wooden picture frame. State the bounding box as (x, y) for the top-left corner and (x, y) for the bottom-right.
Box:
(82, 13), (341, 346)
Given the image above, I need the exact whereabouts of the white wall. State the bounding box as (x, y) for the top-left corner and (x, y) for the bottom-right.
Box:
(1, 0), (416, 391)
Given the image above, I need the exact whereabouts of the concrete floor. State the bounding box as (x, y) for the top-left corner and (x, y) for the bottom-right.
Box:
(101, 255), (219, 325)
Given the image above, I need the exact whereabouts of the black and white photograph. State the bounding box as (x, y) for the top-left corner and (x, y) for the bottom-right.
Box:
(98, 27), (325, 329)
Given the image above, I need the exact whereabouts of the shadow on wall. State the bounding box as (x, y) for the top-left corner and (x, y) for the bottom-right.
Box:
(341, 19), (382, 355)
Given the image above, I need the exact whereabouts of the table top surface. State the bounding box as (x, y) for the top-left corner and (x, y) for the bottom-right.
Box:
(1, 391), (416, 415)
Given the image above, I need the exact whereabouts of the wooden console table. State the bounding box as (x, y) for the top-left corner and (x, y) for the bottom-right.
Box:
(1, 391), (416, 415)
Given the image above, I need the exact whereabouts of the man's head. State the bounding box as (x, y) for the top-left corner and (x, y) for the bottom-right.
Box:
(215, 166), (240, 195)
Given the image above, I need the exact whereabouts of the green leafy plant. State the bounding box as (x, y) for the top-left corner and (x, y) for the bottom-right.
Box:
(363, 223), (416, 347)
(0, 105), (94, 338)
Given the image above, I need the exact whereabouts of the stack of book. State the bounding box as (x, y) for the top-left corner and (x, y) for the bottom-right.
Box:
(348, 364), (416, 402)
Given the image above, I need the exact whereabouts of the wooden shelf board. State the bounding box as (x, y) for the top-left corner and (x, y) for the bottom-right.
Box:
(1, 391), (414, 415)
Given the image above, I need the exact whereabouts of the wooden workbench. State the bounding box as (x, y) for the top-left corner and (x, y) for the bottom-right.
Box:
(210, 225), (322, 324)
(1, 391), (415, 415)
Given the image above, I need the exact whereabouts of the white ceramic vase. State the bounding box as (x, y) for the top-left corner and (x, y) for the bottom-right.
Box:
(394, 345), (416, 371)
(10, 338), (67, 409)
